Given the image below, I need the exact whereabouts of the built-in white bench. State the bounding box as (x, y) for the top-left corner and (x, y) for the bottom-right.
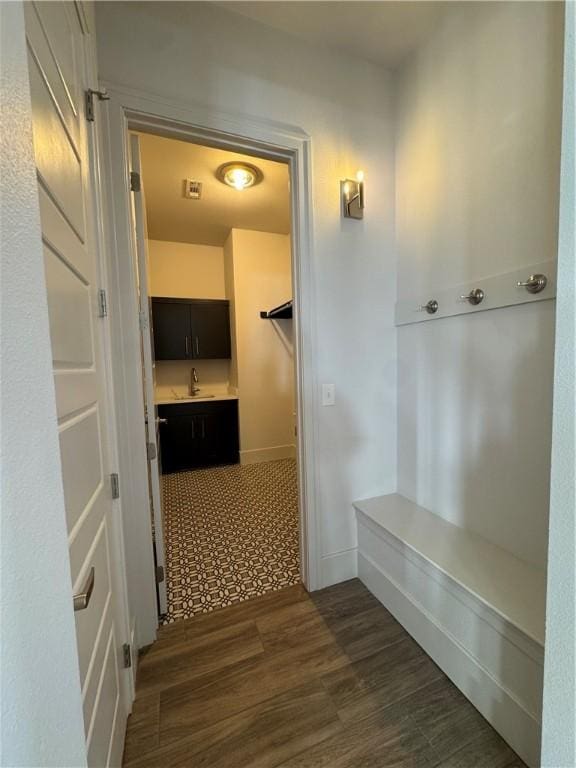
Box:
(354, 494), (546, 768)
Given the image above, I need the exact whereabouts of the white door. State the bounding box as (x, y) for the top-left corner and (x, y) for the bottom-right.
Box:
(25, 2), (128, 765)
(129, 134), (168, 615)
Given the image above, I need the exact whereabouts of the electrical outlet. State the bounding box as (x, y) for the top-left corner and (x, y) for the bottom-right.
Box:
(321, 383), (336, 406)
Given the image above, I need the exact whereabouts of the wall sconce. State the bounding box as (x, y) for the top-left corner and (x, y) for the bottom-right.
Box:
(341, 171), (365, 219)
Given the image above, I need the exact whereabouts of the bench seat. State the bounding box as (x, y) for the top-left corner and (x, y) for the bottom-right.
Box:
(354, 493), (546, 767)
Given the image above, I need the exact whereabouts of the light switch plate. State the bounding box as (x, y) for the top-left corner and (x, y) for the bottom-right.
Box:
(321, 383), (336, 406)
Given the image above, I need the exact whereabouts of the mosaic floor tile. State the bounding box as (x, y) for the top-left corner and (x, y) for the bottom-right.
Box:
(161, 459), (300, 624)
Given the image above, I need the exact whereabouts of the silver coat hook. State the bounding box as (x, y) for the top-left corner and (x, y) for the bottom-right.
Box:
(417, 300), (439, 315)
(517, 274), (547, 294)
(460, 288), (484, 306)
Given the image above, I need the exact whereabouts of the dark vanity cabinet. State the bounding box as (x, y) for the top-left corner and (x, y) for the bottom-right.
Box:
(157, 400), (239, 473)
(151, 298), (231, 360)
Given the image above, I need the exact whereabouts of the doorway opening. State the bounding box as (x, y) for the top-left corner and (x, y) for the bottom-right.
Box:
(131, 130), (301, 625)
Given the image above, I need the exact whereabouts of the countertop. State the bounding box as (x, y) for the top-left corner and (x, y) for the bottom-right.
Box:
(155, 394), (239, 405)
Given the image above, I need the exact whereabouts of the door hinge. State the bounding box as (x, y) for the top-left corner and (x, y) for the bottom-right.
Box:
(147, 442), (157, 461)
(98, 289), (108, 318)
(122, 643), (132, 669)
(130, 171), (141, 192)
(156, 565), (165, 584)
(85, 88), (110, 122)
(110, 473), (120, 499)
(139, 310), (149, 331)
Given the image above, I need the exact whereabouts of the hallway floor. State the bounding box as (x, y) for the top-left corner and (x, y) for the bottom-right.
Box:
(124, 580), (526, 768)
(161, 459), (299, 624)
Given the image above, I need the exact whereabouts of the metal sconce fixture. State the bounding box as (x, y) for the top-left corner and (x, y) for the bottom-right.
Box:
(341, 171), (365, 219)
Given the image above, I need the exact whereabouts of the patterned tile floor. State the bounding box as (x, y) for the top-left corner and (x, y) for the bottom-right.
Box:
(161, 459), (300, 624)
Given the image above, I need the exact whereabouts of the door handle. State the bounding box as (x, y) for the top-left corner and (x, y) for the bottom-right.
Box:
(73, 567), (95, 612)
(185, 336), (190, 357)
(156, 417), (167, 425)
(195, 336), (200, 356)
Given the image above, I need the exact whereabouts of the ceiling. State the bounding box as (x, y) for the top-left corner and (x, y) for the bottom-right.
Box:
(216, 1), (448, 70)
(138, 133), (291, 247)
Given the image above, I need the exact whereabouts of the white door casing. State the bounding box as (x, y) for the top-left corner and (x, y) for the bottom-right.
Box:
(25, 2), (129, 765)
(100, 96), (320, 642)
(128, 133), (167, 616)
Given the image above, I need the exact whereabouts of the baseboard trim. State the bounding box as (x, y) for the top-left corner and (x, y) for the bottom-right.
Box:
(358, 551), (542, 767)
(240, 444), (296, 465)
(319, 548), (358, 588)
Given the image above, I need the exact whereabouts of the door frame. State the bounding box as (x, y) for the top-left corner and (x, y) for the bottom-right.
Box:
(99, 83), (321, 646)
(128, 134), (168, 616)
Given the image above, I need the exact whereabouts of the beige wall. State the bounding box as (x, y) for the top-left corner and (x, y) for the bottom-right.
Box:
(225, 229), (295, 464)
(148, 239), (225, 299)
(148, 239), (230, 396)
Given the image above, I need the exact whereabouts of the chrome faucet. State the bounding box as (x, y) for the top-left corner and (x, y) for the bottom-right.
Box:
(190, 366), (200, 396)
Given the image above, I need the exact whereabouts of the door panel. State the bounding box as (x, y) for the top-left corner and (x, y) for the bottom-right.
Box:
(26, 3), (127, 765)
(24, 1), (81, 148)
(69, 493), (107, 584)
(74, 523), (112, 686)
(44, 245), (94, 366)
(27, 49), (85, 240)
(86, 629), (121, 768)
(82, 601), (113, 734)
(39, 184), (90, 277)
(191, 302), (231, 359)
(59, 407), (103, 532)
(151, 300), (191, 360)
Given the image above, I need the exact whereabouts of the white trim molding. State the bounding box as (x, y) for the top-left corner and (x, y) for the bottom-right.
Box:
(240, 445), (297, 466)
(396, 258), (557, 326)
(320, 548), (358, 588)
(99, 84), (322, 653)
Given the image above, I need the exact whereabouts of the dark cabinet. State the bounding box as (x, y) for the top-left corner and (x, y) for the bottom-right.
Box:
(151, 298), (231, 361)
(192, 302), (231, 359)
(157, 400), (239, 473)
(152, 301), (191, 361)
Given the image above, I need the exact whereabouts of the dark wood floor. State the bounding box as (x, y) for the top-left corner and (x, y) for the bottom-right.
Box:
(123, 579), (526, 768)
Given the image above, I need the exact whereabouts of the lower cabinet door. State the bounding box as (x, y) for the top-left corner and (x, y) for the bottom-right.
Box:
(213, 404), (240, 463)
(158, 401), (239, 473)
(196, 412), (220, 464)
(158, 412), (196, 474)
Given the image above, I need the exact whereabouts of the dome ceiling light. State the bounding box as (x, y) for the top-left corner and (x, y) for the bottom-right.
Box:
(216, 162), (263, 191)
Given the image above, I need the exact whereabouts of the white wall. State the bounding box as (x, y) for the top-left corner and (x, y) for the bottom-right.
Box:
(395, 1), (564, 568)
(0, 3), (87, 765)
(225, 229), (295, 464)
(148, 239), (231, 397)
(96, 2), (397, 584)
(541, 3), (576, 765)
